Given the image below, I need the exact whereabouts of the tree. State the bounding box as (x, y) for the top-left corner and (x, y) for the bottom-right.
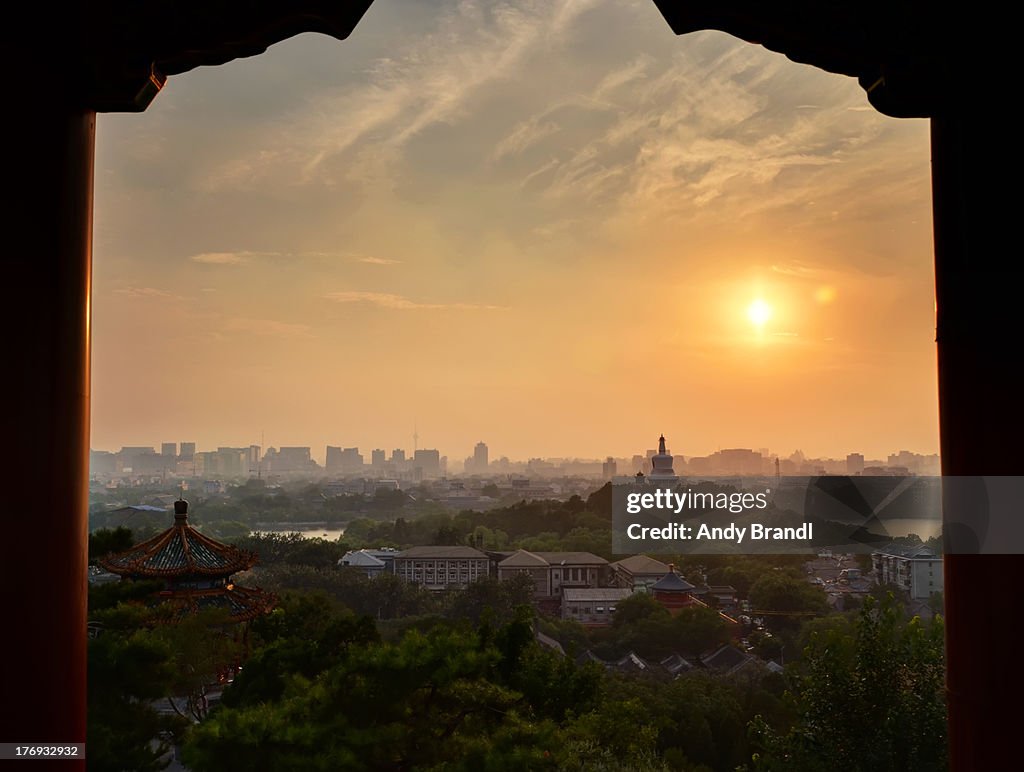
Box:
(446, 574), (535, 626)
(87, 631), (187, 772)
(611, 593), (670, 628)
(88, 526), (135, 563)
(184, 616), (581, 770)
(751, 593), (946, 771)
(748, 571), (828, 629)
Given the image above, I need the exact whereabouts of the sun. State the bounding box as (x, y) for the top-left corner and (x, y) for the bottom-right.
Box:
(747, 299), (772, 328)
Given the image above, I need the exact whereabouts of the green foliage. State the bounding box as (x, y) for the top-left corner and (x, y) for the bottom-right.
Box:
(233, 532), (350, 569)
(185, 615), (613, 771)
(611, 593), (670, 628)
(748, 570), (828, 629)
(446, 574), (536, 626)
(225, 593), (378, 708)
(751, 593), (946, 771)
(253, 564), (441, 619)
(88, 578), (165, 615)
(594, 601), (729, 660)
(86, 625), (186, 770)
(88, 526), (135, 564)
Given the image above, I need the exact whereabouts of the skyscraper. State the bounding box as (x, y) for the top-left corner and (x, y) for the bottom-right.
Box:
(473, 441), (488, 473)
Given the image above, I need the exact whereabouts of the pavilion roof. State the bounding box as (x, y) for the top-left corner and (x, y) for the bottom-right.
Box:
(154, 583), (277, 624)
(98, 500), (257, 578)
(652, 566), (696, 593)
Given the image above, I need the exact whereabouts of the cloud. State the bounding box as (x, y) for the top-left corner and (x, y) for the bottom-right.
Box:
(325, 291), (499, 310)
(492, 117), (562, 162)
(199, 0), (604, 190)
(222, 317), (312, 337)
(113, 286), (182, 300)
(190, 251), (255, 265)
(346, 254), (403, 265)
(189, 249), (402, 266)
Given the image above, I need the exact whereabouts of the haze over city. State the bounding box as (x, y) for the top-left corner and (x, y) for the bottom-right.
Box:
(91, 0), (938, 461)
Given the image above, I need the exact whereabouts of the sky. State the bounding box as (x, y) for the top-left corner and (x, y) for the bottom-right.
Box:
(91, 0), (938, 464)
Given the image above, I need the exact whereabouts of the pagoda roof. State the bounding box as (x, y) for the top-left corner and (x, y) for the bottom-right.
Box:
(652, 567), (696, 593)
(154, 583), (276, 624)
(98, 500), (257, 578)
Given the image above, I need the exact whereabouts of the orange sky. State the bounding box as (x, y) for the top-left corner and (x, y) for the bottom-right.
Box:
(90, 0), (938, 464)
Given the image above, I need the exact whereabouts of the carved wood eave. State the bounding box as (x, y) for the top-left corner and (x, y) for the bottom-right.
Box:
(1, 1), (376, 112)
(652, 1), (953, 118)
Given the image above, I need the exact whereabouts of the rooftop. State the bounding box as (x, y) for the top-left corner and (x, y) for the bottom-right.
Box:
(98, 500), (257, 578)
(397, 545), (489, 559)
(611, 554), (671, 576)
(563, 588), (633, 602)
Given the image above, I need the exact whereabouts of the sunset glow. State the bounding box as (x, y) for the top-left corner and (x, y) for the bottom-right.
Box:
(747, 299), (772, 328)
(91, 0), (938, 461)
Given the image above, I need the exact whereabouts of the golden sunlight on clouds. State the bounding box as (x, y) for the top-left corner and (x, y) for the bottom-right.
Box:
(91, 0), (938, 461)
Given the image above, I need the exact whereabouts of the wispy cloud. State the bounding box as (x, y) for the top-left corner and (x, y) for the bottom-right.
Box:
(360, 257), (400, 265)
(189, 249), (401, 266)
(113, 286), (182, 300)
(190, 251), (260, 265)
(492, 117), (562, 162)
(199, 0), (604, 190)
(325, 291), (499, 310)
(222, 317), (312, 337)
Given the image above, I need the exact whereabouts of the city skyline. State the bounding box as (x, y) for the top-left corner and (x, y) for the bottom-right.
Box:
(90, 435), (938, 471)
(91, 0), (938, 462)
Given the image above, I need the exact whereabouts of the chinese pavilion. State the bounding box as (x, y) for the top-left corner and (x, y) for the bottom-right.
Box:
(98, 499), (275, 623)
(651, 565), (699, 615)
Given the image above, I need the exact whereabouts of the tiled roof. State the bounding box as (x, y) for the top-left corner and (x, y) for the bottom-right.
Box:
(702, 644), (753, 674)
(98, 502), (257, 578)
(338, 550), (386, 567)
(397, 545), (489, 559)
(532, 552), (608, 566)
(652, 568), (695, 592)
(499, 549), (549, 567)
(612, 554), (671, 576)
(155, 584), (276, 623)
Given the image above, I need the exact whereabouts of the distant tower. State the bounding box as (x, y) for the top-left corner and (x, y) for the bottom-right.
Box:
(602, 457), (617, 480)
(413, 421), (419, 454)
(648, 435), (678, 484)
(473, 441), (488, 473)
(775, 457), (781, 485)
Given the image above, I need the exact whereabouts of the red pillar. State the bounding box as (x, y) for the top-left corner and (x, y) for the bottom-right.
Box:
(1, 102), (93, 769)
(933, 114), (1021, 769)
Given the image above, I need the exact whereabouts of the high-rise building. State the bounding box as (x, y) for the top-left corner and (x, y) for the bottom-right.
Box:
(179, 442), (196, 461)
(267, 446), (314, 473)
(473, 441), (488, 473)
(340, 448), (363, 474)
(371, 448), (386, 468)
(414, 449), (441, 478)
(391, 449), (406, 463)
(326, 446), (362, 474)
(602, 457), (617, 479)
(326, 446), (343, 473)
(161, 442), (177, 458)
(847, 453), (866, 475)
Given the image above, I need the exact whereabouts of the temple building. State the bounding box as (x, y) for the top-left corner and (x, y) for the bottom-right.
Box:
(647, 434), (678, 485)
(651, 565), (700, 614)
(98, 499), (275, 623)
